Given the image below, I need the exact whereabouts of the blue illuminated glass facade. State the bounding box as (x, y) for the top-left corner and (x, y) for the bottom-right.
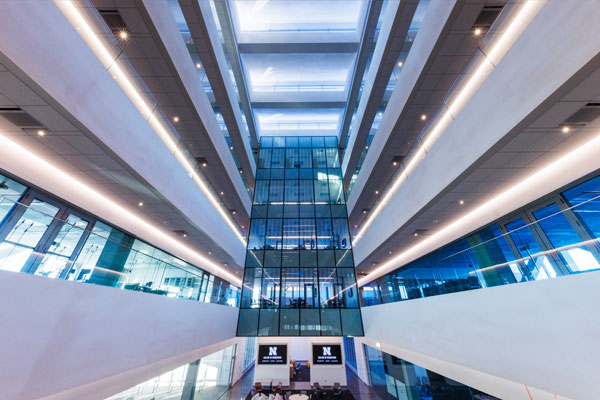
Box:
(361, 174), (600, 307)
(237, 136), (363, 336)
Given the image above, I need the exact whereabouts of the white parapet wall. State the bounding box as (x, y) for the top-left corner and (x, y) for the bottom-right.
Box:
(0, 270), (239, 400)
(359, 271), (600, 399)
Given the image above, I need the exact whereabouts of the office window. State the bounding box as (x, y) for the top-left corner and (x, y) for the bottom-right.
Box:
(360, 173), (600, 307)
(0, 172), (240, 307)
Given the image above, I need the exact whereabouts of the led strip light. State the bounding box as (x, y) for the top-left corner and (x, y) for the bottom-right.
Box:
(0, 132), (242, 286)
(357, 131), (600, 286)
(54, 0), (247, 246)
(353, 0), (544, 244)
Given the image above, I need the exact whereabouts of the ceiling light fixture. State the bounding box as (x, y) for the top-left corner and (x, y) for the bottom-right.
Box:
(562, 126), (570, 133)
(55, 1), (247, 247)
(459, 200), (464, 205)
(37, 130), (45, 136)
(196, 63), (201, 69)
(173, 116), (179, 123)
(138, 201), (144, 207)
(420, 114), (427, 121)
(353, 0), (542, 246)
(0, 132), (242, 286)
(398, 61), (403, 67)
(474, 28), (482, 36)
(119, 30), (128, 39)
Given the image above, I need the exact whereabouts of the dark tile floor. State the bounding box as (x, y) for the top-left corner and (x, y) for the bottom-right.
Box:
(221, 365), (383, 400)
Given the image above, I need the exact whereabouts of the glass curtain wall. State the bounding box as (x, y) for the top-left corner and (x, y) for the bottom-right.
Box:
(0, 172), (240, 307)
(105, 344), (237, 400)
(363, 344), (499, 400)
(238, 136), (363, 336)
(360, 173), (600, 307)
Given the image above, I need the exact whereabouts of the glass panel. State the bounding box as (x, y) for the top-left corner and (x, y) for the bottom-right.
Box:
(0, 174), (27, 223)
(0, 199), (59, 272)
(238, 309), (259, 336)
(563, 176), (600, 236)
(533, 203), (600, 273)
(341, 309), (363, 336)
(320, 309), (341, 336)
(300, 309), (321, 336)
(33, 214), (89, 278)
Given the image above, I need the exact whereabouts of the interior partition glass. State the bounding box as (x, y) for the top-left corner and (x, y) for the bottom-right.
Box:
(238, 136), (363, 336)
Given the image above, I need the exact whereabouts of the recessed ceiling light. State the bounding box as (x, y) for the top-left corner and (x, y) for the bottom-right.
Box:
(220, 191), (224, 195)
(230, 146), (234, 150)
(242, 225), (245, 229)
(376, 342), (381, 348)
(183, 233), (187, 238)
(398, 61), (403, 67)
(196, 63), (202, 69)
(375, 190), (379, 195)
(459, 200), (465, 205)
(474, 28), (482, 36)
(392, 161), (398, 166)
(173, 116), (179, 123)
(365, 145), (369, 149)
(37, 130), (45, 136)
(138, 201), (143, 207)
(388, 251), (392, 255)
(119, 30), (128, 39)
(562, 126), (570, 133)
(420, 114), (427, 121)
(413, 232), (418, 237)
(354, 224), (358, 228)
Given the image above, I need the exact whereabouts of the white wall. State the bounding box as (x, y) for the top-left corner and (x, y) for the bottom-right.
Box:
(0, 270), (238, 400)
(254, 337), (291, 387)
(360, 271), (600, 400)
(309, 337), (346, 387)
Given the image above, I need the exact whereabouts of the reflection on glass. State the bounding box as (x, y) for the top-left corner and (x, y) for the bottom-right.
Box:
(0, 199), (59, 272)
(238, 136), (363, 336)
(361, 173), (600, 307)
(0, 172), (240, 307)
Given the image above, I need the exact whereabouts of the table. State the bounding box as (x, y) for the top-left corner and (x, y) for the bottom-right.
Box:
(289, 395), (309, 400)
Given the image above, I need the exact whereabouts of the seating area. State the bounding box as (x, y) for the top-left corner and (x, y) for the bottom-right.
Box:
(247, 381), (353, 400)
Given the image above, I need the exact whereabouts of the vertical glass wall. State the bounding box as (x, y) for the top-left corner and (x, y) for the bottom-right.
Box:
(105, 344), (236, 400)
(360, 173), (600, 307)
(363, 344), (499, 400)
(238, 136), (363, 336)
(0, 172), (240, 307)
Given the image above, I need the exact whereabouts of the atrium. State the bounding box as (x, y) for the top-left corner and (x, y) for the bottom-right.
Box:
(0, 0), (597, 399)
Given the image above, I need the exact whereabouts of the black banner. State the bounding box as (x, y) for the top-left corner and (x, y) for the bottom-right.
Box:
(312, 344), (342, 365)
(258, 344), (287, 365)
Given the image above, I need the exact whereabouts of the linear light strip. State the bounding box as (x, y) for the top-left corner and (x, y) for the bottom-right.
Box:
(358, 132), (600, 286)
(54, 0), (246, 246)
(0, 132), (242, 286)
(353, 0), (544, 244)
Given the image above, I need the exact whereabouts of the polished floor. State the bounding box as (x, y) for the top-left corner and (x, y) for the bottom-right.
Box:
(221, 365), (383, 400)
